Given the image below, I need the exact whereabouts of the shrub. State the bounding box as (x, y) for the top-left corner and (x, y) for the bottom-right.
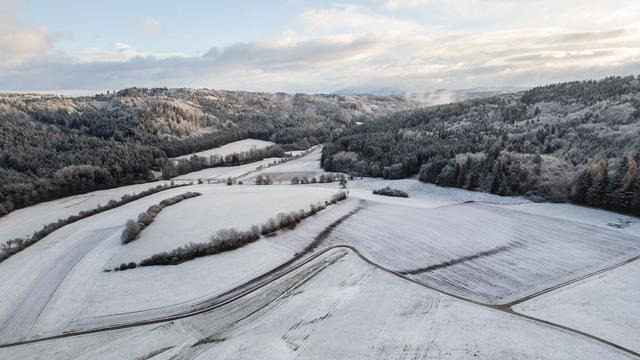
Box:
(372, 187), (409, 198)
(121, 219), (141, 244)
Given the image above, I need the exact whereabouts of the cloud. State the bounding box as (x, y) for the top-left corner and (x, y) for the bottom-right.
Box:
(384, 0), (640, 30)
(0, 5), (54, 68)
(78, 42), (184, 63)
(138, 19), (164, 38)
(0, 2), (639, 93)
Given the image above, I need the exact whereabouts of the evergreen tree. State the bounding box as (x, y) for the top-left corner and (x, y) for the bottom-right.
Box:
(591, 161), (609, 208)
(570, 169), (593, 204)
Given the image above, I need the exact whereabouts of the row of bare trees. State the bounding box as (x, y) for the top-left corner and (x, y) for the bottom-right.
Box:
(0, 183), (187, 264)
(116, 191), (349, 268)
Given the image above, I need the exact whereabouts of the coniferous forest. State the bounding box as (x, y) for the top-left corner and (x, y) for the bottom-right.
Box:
(322, 76), (640, 215)
(0, 89), (414, 215)
(2, 76), (640, 217)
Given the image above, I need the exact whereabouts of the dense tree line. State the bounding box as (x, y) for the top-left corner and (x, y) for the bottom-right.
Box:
(322, 75), (640, 215)
(569, 156), (640, 214)
(0, 90), (413, 216)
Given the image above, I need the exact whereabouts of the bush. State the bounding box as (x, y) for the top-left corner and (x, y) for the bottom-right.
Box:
(372, 187), (409, 198)
(121, 219), (141, 244)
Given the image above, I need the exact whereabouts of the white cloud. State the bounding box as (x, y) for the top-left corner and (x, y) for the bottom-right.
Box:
(78, 42), (184, 63)
(0, 2), (639, 93)
(0, 5), (53, 68)
(138, 19), (164, 38)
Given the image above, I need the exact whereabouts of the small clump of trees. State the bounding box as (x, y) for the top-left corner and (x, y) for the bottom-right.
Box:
(255, 174), (274, 185)
(129, 191), (349, 268)
(0, 183), (188, 264)
(373, 186), (409, 198)
(120, 191), (201, 244)
(291, 174), (347, 186)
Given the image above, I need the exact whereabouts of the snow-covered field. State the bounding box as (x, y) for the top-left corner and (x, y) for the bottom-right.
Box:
(241, 146), (327, 182)
(1, 148), (639, 358)
(172, 157), (281, 182)
(346, 177), (528, 208)
(505, 202), (640, 237)
(0, 184), (202, 343)
(0, 179), (355, 343)
(109, 185), (339, 265)
(1, 249), (634, 360)
(0, 181), (169, 241)
(514, 259), (640, 353)
(301, 201), (640, 304)
(170, 139), (275, 161)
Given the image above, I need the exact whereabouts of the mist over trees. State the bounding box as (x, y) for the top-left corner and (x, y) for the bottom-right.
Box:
(0, 90), (414, 215)
(322, 75), (640, 215)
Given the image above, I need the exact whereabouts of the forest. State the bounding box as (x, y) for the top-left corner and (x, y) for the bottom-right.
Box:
(322, 76), (640, 215)
(3, 76), (640, 217)
(0, 90), (414, 215)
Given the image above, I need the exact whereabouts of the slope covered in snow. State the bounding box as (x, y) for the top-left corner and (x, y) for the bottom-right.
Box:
(505, 202), (640, 237)
(172, 157), (281, 182)
(1, 249), (633, 360)
(2, 148), (639, 358)
(514, 259), (640, 353)
(109, 185), (339, 265)
(267, 199), (640, 305)
(240, 146), (326, 183)
(0, 181), (170, 241)
(170, 139), (275, 161)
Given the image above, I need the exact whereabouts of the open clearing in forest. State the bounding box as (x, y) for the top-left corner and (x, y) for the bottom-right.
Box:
(170, 139), (275, 161)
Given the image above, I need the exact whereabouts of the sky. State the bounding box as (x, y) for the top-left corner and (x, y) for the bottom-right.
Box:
(1, 0), (639, 94)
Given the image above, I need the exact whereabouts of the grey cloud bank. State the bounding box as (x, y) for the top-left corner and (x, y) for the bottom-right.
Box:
(1, 2), (639, 93)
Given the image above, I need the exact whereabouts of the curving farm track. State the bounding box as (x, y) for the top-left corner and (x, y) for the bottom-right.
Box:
(0, 197), (639, 359)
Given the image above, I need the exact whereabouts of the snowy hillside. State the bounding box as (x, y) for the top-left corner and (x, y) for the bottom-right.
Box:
(0, 145), (638, 359)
